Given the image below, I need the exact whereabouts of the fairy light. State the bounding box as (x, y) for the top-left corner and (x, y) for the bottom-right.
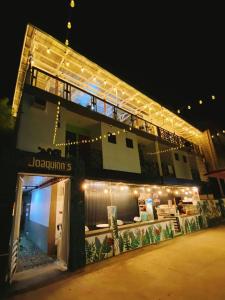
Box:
(82, 183), (88, 190)
(70, 0), (75, 8)
(53, 101), (61, 145)
(65, 0), (75, 46)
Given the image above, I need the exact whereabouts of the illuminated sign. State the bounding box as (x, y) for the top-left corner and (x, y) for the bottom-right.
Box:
(28, 157), (72, 172)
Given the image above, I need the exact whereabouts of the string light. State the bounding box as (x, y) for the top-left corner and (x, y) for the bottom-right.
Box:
(65, 0), (75, 46)
(176, 94), (216, 115)
(211, 129), (225, 138)
(55, 128), (128, 147)
(147, 144), (185, 156)
(70, 0), (75, 8)
(53, 101), (61, 145)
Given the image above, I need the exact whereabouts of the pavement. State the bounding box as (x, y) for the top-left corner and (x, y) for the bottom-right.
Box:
(4, 225), (225, 300)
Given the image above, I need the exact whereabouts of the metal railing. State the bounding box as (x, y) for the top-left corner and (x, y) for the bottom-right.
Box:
(27, 67), (200, 154)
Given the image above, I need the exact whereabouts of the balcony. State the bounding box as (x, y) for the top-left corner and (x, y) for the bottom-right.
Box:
(27, 67), (201, 155)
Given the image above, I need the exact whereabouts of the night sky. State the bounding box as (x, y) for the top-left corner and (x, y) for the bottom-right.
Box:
(0, 1), (224, 132)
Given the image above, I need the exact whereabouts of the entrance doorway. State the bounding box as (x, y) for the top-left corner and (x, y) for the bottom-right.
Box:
(9, 174), (70, 283)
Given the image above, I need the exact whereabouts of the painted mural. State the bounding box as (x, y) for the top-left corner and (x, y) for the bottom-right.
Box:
(117, 221), (174, 254)
(179, 214), (207, 234)
(197, 200), (222, 219)
(85, 232), (114, 264)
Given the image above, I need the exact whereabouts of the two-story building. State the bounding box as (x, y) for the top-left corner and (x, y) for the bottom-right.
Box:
(2, 24), (224, 285)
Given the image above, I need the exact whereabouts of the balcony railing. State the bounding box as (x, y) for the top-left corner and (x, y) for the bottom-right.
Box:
(27, 67), (200, 155)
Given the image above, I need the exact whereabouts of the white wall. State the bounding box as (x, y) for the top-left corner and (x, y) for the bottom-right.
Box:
(172, 150), (192, 180)
(30, 186), (51, 227)
(101, 123), (141, 173)
(55, 181), (65, 241)
(17, 93), (98, 156)
(17, 94), (65, 155)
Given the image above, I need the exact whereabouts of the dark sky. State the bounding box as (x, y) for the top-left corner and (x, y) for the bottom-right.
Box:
(0, 1), (224, 132)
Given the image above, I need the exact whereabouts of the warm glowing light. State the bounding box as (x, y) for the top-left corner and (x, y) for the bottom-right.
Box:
(158, 191), (162, 195)
(70, 0), (75, 8)
(217, 133), (220, 136)
(65, 39), (69, 46)
(166, 188), (171, 193)
(199, 100), (203, 104)
(67, 21), (72, 29)
(188, 105), (191, 110)
(104, 80), (107, 85)
(211, 95), (216, 100)
(147, 188), (151, 192)
(104, 189), (108, 194)
(223, 130), (225, 133)
(47, 48), (51, 54)
(133, 190), (138, 195)
(81, 67), (84, 72)
(120, 186), (124, 191)
(66, 62), (70, 67)
(82, 183), (88, 190)
(211, 135), (214, 138)
(175, 190), (179, 195)
(177, 109), (181, 114)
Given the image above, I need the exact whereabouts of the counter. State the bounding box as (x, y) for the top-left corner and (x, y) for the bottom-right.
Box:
(85, 218), (174, 264)
(178, 213), (207, 234)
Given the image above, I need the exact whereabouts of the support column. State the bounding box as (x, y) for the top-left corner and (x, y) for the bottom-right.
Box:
(68, 158), (86, 271)
(155, 140), (163, 177)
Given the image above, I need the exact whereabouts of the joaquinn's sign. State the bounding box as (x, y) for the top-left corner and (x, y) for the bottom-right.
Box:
(28, 156), (72, 172)
(17, 150), (73, 175)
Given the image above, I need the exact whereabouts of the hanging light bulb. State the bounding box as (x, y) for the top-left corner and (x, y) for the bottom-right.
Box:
(70, 0), (75, 8)
(187, 105), (191, 110)
(199, 100), (203, 104)
(177, 109), (181, 114)
(211, 95), (216, 100)
(67, 21), (72, 29)
(65, 39), (69, 46)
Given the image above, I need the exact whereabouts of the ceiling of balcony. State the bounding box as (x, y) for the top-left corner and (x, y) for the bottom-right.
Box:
(12, 24), (203, 144)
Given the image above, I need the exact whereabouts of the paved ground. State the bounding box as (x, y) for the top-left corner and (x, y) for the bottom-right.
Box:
(6, 225), (225, 300)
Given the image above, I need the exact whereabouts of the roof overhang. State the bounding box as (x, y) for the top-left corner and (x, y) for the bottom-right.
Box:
(204, 169), (225, 180)
(12, 24), (203, 144)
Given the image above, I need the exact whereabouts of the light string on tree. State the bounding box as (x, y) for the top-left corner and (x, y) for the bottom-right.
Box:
(176, 95), (216, 115)
(65, 0), (76, 46)
(53, 101), (61, 145)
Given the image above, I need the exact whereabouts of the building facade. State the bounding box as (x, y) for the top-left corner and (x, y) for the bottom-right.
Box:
(1, 24), (225, 285)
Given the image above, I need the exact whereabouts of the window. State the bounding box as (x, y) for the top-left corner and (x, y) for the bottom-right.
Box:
(183, 155), (187, 163)
(126, 138), (133, 148)
(108, 132), (116, 144)
(174, 153), (179, 161)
